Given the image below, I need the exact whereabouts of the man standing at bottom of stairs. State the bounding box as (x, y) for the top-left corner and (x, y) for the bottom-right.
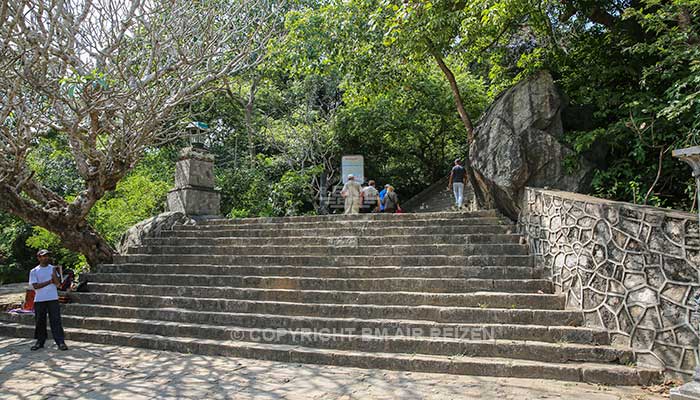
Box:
(341, 174), (363, 214)
(28, 249), (68, 351)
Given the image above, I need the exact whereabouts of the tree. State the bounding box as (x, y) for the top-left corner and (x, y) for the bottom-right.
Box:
(376, 0), (545, 207)
(0, 0), (283, 266)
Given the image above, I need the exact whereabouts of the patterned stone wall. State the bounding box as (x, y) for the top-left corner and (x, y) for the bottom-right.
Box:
(519, 188), (700, 377)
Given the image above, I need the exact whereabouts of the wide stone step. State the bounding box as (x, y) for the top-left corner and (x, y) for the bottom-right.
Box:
(143, 233), (525, 247)
(162, 224), (514, 238)
(70, 293), (578, 325)
(5, 303), (609, 344)
(0, 321), (660, 385)
(0, 313), (626, 365)
(113, 254), (533, 267)
(177, 217), (507, 231)
(84, 273), (553, 293)
(84, 283), (563, 309)
(94, 264), (542, 279)
(201, 210), (499, 225)
(126, 243), (529, 257)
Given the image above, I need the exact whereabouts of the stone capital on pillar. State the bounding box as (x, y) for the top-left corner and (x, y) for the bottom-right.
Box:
(673, 146), (700, 178)
(167, 146), (221, 217)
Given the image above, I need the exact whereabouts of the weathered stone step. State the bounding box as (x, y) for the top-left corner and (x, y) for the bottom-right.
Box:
(0, 321), (660, 385)
(94, 264), (542, 280)
(178, 217), (508, 231)
(126, 243), (529, 257)
(3, 304), (609, 344)
(0, 313), (627, 365)
(201, 210), (499, 225)
(84, 283), (563, 309)
(70, 293), (578, 325)
(143, 233), (525, 247)
(113, 254), (533, 267)
(161, 224), (513, 238)
(84, 273), (553, 293)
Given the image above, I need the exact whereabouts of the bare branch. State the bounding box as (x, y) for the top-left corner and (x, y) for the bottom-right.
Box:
(0, 0), (285, 265)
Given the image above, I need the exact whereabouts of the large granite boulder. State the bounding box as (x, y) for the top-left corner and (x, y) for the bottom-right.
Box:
(116, 212), (195, 254)
(469, 70), (592, 219)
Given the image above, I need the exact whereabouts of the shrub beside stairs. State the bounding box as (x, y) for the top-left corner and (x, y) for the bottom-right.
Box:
(0, 210), (662, 385)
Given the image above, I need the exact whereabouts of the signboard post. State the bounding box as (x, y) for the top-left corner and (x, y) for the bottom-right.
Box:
(341, 155), (365, 184)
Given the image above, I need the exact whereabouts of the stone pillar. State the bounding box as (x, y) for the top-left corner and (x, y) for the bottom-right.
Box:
(166, 147), (221, 217)
(671, 146), (700, 400)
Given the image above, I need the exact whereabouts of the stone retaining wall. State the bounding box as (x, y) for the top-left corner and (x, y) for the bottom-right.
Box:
(519, 187), (700, 377)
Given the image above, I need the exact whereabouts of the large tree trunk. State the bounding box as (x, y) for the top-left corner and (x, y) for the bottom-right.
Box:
(57, 224), (115, 267)
(427, 45), (489, 208)
(0, 183), (115, 267)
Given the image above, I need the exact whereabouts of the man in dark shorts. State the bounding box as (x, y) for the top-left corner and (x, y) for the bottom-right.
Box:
(447, 158), (466, 210)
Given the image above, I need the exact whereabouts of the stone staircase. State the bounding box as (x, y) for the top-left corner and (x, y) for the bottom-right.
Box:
(0, 210), (662, 384)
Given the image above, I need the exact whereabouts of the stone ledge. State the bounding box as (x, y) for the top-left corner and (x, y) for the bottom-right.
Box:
(525, 187), (698, 221)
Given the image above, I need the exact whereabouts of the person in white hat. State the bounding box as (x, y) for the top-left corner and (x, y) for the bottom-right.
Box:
(340, 174), (362, 214)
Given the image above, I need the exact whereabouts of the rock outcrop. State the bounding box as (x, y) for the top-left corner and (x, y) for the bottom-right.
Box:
(469, 70), (592, 219)
(116, 212), (195, 254)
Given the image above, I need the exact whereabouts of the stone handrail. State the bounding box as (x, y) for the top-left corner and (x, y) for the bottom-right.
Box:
(519, 187), (700, 377)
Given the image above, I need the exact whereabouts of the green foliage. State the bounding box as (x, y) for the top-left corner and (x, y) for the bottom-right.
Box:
(220, 157), (323, 218)
(549, 0), (698, 209)
(624, 0), (700, 139)
(26, 133), (84, 197)
(25, 227), (87, 274)
(89, 172), (171, 244)
(3, 0), (699, 275)
(337, 65), (488, 194)
(17, 148), (173, 278)
(0, 212), (35, 285)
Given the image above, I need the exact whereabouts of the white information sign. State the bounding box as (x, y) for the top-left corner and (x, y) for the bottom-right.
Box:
(341, 155), (364, 184)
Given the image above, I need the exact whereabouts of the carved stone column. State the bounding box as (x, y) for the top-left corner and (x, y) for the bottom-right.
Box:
(671, 146), (700, 400)
(166, 146), (221, 217)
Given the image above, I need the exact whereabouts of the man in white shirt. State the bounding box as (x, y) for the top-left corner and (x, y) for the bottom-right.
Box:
(341, 174), (362, 214)
(28, 249), (68, 351)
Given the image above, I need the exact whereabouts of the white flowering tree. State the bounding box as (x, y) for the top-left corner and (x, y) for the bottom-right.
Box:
(0, 0), (283, 266)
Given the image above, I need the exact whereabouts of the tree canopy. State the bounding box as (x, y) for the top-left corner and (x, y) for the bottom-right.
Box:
(0, 0), (698, 281)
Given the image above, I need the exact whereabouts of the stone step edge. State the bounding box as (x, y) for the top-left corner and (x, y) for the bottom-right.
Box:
(172, 222), (513, 231)
(145, 233), (524, 240)
(129, 243), (528, 250)
(95, 263), (539, 269)
(21, 303), (611, 344)
(193, 215), (504, 223)
(0, 323), (660, 385)
(115, 255), (534, 261)
(84, 283), (561, 300)
(71, 292), (577, 315)
(201, 210), (499, 224)
(91, 266), (543, 279)
(72, 289), (566, 310)
(156, 230), (525, 239)
(1, 313), (629, 358)
(198, 216), (508, 224)
(83, 273), (547, 284)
